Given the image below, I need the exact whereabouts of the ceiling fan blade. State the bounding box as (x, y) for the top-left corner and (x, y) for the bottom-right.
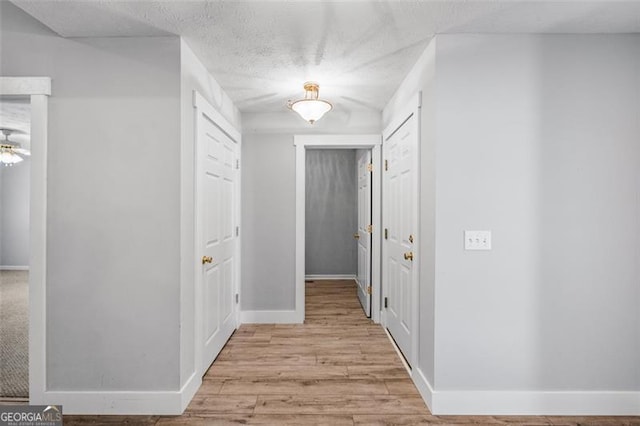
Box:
(14, 148), (31, 156)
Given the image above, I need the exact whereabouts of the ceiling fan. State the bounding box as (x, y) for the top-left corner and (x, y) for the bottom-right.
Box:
(0, 128), (30, 166)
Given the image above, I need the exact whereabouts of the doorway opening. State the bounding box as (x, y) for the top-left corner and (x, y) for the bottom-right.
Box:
(304, 149), (368, 319)
(0, 95), (31, 400)
(294, 135), (382, 324)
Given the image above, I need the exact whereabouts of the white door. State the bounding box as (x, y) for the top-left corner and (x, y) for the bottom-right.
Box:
(197, 110), (238, 376)
(356, 150), (372, 317)
(383, 113), (418, 364)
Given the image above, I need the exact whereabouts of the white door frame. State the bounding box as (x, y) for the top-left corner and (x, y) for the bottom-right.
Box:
(294, 134), (382, 324)
(381, 92), (421, 369)
(0, 77), (51, 404)
(193, 91), (242, 376)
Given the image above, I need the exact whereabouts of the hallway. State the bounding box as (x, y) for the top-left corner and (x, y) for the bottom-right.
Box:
(63, 281), (639, 425)
(172, 279), (428, 424)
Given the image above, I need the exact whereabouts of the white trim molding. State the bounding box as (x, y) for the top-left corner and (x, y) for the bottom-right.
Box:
(240, 310), (300, 324)
(41, 373), (199, 415)
(429, 389), (640, 416)
(408, 360), (639, 416)
(1, 77), (51, 409)
(304, 274), (356, 281)
(294, 134), (383, 325)
(0, 266), (29, 271)
(0, 77), (51, 96)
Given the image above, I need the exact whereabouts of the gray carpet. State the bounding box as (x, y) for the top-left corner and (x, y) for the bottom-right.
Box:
(0, 270), (28, 398)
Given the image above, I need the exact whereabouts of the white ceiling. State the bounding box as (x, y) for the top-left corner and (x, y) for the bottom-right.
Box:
(11, 1), (640, 115)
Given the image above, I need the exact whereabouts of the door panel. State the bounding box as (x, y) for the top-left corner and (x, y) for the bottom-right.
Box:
(383, 113), (417, 365)
(198, 111), (238, 376)
(356, 150), (372, 317)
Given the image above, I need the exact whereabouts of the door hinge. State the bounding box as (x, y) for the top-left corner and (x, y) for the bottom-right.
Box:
(366, 224), (373, 234)
(236, 159), (240, 169)
(367, 286), (371, 295)
(384, 297), (388, 308)
(235, 226), (239, 237)
(384, 228), (388, 239)
(235, 293), (239, 304)
(384, 159), (388, 171)
(367, 163), (373, 172)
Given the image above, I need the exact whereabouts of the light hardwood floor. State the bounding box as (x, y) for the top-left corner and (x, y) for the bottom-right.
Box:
(66, 280), (639, 425)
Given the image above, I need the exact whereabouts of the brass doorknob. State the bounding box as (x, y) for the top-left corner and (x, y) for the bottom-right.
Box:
(354, 233), (360, 239)
(404, 252), (414, 261)
(202, 255), (213, 264)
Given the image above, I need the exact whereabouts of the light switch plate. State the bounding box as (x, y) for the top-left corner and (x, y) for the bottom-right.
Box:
(464, 230), (492, 250)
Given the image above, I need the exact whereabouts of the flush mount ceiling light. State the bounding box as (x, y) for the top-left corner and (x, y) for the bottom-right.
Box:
(287, 82), (332, 124)
(0, 128), (30, 166)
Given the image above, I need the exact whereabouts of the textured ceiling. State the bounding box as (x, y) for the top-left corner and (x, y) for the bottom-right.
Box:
(11, 1), (640, 114)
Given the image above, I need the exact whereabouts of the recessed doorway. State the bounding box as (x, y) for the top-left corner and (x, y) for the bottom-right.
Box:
(0, 95), (32, 401)
(294, 134), (382, 324)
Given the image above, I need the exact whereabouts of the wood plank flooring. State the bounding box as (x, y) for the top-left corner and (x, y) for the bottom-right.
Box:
(64, 280), (639, 425)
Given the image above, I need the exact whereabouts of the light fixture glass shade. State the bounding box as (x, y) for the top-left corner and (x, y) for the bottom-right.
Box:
(288, 82), (333, 124)
(290, 99), (332, 124)
(0, 150), (24, 165)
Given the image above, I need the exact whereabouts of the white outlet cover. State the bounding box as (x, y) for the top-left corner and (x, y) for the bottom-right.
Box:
(464, 230), (492, 250)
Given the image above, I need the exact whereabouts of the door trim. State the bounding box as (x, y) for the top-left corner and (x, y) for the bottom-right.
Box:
(381, 92), (421, 370)
(293, 134), (382, 324)
(193, 90), (242, 377)
(0, 77), (51, 405)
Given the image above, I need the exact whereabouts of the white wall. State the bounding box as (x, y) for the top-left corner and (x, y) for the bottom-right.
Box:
(178, 39), (241, 390)
(435, 34), (640, 392)
(241, 112), (380, 312)
(0, 160), (30, 268)
(384, 34), (640, 414)
(1, 1), (182, 394)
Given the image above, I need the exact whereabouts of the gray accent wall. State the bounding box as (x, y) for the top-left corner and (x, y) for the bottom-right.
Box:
(305, 149), (357, 276)
(0, 160), (30, 268)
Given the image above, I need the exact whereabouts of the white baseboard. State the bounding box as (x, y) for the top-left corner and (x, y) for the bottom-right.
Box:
(411, 366), (434, 412)
(240, 310), (302, 324)
(180, 371), (201, 413)
(1, 265), (29, 271)
(36, 391), (182, 415)
(385, 331), (638, 416)
(31, 371), (202, 415)
(305, 274), (356, 280)
(430, 389), (640, 416)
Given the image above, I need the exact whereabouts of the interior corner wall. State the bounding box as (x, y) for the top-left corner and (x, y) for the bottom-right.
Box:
(240, 112), (381, 312)
(178, 38), (242, 388)
(433, 34), (640, 395)
(305, 149), (357, 276)
(1, 0), (182, 396)
(0, 160), (31, 267)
